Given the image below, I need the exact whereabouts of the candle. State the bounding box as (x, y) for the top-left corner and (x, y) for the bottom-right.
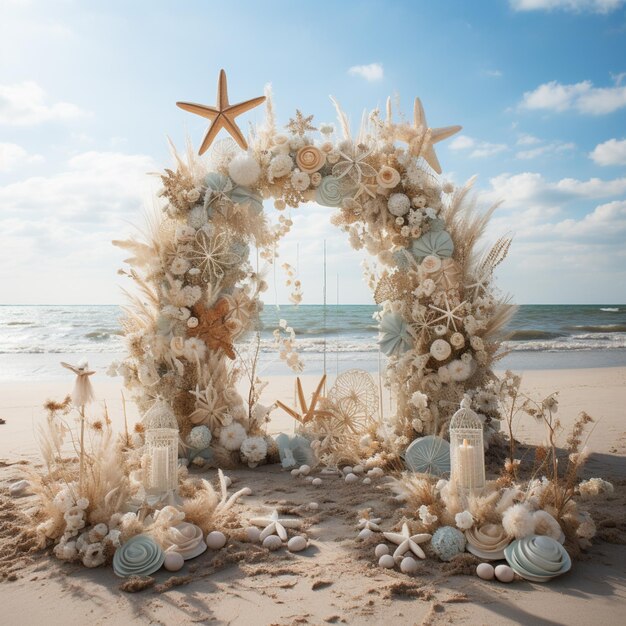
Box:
(457, 438), (475, 490)
(151, 447), (169, 492)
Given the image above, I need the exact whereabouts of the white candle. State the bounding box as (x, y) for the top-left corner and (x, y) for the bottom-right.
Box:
(457, 438), (476, 490)
(151, 447), (169, 492)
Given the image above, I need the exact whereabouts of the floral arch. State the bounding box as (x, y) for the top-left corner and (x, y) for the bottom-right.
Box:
(111, 70), (514, 468)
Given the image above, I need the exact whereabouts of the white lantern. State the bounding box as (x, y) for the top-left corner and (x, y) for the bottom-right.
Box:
(449, 396), (485, 492)
(143, 399), (179, 497)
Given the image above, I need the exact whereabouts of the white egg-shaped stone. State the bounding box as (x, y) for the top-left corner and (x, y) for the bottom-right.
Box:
(308, 502), (319, 510)
(312, 478), (323, 486)
(263, 535), (283, 551)
(291, 469), (300, 477)
(379, 554), (395, 569)
(164, 551), (184, 572)
(400, 557), (419, 574)
(495, 564), (515, 583)
(9, 479), (30, 497)
(224, 476), (232, 487)
(368, 467), (384, 478)
(375, 544), (389, 558)
(206, 531), (227, 550)
(246, 526), (261, 543)
(342, 466), (353, 475)
(304, 476), (314, 483)
(362, 477), (372, 485)
(476, 563), (495, 580)
(287, 536), (307, 552)
(358, 528), (373, 540)
(299, 464), (311, 475)
(345, 473), (359, 484)
(352, 464), (364, 474)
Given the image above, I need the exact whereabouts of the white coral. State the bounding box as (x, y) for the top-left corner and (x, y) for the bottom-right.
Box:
(455, 510), (474, 530)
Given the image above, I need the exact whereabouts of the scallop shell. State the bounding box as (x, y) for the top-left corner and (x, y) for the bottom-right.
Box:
(431, 258), (462, 290)
(162, 523), (207, 560)
(430, 339), (452, 361)
(504, 534), (571, 582)
(404, 435), (450, 476)
(411, 230), (454, 261)
(113, 535), (165, 578)
(465, 524), (511, 561)
(378, 312), (413, 357)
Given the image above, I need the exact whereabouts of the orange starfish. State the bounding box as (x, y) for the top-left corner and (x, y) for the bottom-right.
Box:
(189, 298), (236, 360)
(275, 375), (332, 426)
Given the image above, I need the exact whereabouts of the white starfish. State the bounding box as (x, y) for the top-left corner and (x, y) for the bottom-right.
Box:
(357, 517), (382, 532)
(465, 271), (491, 297)
(428, 294), (466, 332)
(250, 509), (302, 541)
(383, 523), (432, 559)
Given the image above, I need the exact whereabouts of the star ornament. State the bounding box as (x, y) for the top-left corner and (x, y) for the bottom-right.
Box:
(177, 69), (265, 155)
(383, 523), (432, 560)
(357, 517), (382, 532)
(275, 375), (332, 426)
(412, 97), (461, 174)
(250, 509), (302, 541)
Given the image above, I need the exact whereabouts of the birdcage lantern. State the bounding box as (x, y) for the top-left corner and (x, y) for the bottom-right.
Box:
(143, 399), (179, 496)
(449, 396), (485, 492)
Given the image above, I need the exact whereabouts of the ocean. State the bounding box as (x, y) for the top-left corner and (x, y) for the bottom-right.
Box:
(0, 304), (625, 381)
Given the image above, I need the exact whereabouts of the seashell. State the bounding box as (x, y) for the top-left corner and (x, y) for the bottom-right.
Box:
(113, 535), (165, 578)
(312, 478), (323, 486)
(263, 535), (283, 551)
(476, 562), (495, 580)
(404, 435), (450, 476)
(315, 176), (343, 207)
(163, 523), (207, 560)
(430, 339), (452, 361)
(379, 554), (395, 569)
(431, 258), (462, 290)
(362, 477), (372, 485)
(287, 536), (308, 552)
(299, 464), (311, 475)
(206, 531), (227, 550)
(504, 535), (571, 582)
(296, 146), (325, 173)
(400, 556), (419, 574)
(378, 311), (413, 357)
(342, 466), (353, 475)
(9, 479), (31, 497)
(465, 524), (511, 561)
(345, 473), (359, 484)
(246, 526), (261, 543)
(375, 544), (389, 558)
(410, 230), (454, 261)
(164, 551), (184, 572)
(494, 564), (515, 583)
(377, 165), (401, 189)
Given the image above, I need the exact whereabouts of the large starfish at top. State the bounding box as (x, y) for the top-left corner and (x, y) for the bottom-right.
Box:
(412, 97), (461, 174)
(177, 69), (265, 154)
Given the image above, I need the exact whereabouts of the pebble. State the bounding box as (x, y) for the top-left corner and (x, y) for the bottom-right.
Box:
(304, 476), (314, 483)
(352, 464), (364, 474)
(344, 473), (359, 484)
(308, 502), (319, 510)
(223, 476), (232, 487)
(379, 554), (395, 569)
(299, 464), (311, 476)
(342, 466), (353, 475)
(368, 467), (384, 478)
(9, 480), (30, 497)
(476, 563), (495, 580)
(163, 551), (184, 572)
(246, 526), (261, 543)
(362, 477), (372, 485)
(358, 528), (373, 540)
(263, 535), (282, 551)
(206, 531), (227, 550)
(374, 544), (389, 558)
(287, 536), (307, 552)
(291, 469), (300, 477)
(400, 556), (419, 574)
(312, 478), (323, 486)
(495, 564), (515, 583)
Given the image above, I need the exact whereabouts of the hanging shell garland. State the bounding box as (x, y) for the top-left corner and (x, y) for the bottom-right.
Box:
(465, 523), (511, 560)
(410, 230), (454, 261)
(162, 522), (207, 560)
(378, 312), (413, 357)
(113, 535), (165, 578)
(504, 535), (571, 582)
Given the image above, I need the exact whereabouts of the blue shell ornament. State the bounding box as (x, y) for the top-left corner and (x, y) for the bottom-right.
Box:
(404, 435), (450, 476)
(377, 312), (413, 357)
(410, 230), (454, 261)
(113, 535), (165, 578)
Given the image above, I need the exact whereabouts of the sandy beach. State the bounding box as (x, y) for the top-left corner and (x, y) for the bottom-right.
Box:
(0, 366), (624, 625)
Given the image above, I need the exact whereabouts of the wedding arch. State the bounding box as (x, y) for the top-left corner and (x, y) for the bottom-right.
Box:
(111, 70), (513, 467)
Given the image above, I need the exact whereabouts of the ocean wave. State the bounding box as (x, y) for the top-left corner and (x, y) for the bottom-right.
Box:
(563, 324), (626, 333)
(600, 307), (619, 312)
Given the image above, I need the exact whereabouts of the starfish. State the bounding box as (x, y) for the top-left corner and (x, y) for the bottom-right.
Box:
(286, 110), (316, 136)
(250, 509), (302, 541)
(332, 144), (377, 184)
(465, 270), (491, 297)
(383, 523), (432, 560)
(353, 180), (378, 201)
(275, 375), (332, 425)
(189, 299), (236, 359)
(357, 516), (382, 532)
(177, 69), (265, 154)
(411, 97), (461, 174)
(428, 294), (466, 332)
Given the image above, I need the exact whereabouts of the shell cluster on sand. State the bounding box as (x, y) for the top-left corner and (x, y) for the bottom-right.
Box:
(465, 523), (511, 560)
(163, 522), (207, 559)
(113, 535), (165, 578)
(504, 534), (571, 582)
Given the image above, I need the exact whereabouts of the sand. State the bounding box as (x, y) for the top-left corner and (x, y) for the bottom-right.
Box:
(0, 366), (625, 625)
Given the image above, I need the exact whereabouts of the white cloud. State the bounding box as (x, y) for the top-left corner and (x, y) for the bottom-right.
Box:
(449, 134), (507, 158)
(483, 69), (503, 78)
(0, 81), (88, 126)
(520, 79), (626, 115)
(510, 0), (625, 13)
(516, 133), (542, 146)
(0, 142), (43, 171)
(590, 138), (626, 165)
(515, 140), (575, 159)
(348, 63), (384, 82)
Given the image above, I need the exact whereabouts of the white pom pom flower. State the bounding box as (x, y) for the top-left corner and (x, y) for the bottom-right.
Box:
(219, 422), (247, 451)
(228, 154), (261, 187)
(502, 503), (534, 539)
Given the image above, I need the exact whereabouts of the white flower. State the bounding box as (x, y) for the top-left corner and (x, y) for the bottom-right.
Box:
(377, 165), (401, 189)
(170, 336), (185, 357)
(411, 391), (428, 409)
(437, 365), (451, 383)
(291, 169), (310, 191)
(450, 332), (465, 349)
(502, 503), (534, 539)
(470, 336), (484, 351)
(319, 123), (334, 135)
(187, 205), (208, 229)
(228, 154), (261, 187)
(455, 510), (474, 530)
(421, 255), (441, 274)
(219, 422), (247, 451)
(184, 188), (201, 203)
(407, 209), (423, 226)
(578, 477), (614, 500)
(53, 488), (75, 513)
(183, 337), (206, 361)
(448, 359), (472, 381)
(268, 154), (293, 180)
(240, 436), (268, 467)
(387, 193), (411, 217)
(412, 194), (427, 208)
(170, 257), (190, 275)
(187, 317), (199, 329)
(395, 216), (404, 226)
(418, 505), (438, 525)
(181, 286), (202, 307)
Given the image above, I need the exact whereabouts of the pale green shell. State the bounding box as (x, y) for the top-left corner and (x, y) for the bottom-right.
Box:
(315, 176), (343, 207)
(378, 311), (413, 357)
(410, 230), (454, 261)
(113, 534), (165, 578)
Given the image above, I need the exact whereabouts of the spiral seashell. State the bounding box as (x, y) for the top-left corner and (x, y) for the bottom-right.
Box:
(465, 523), (511, 560)
(376, 165), (401, 189)
(411, 230), (454, 261)
(112, 535), (165, 578)
(430, 338), (452, 361)
(162, 522), (207, 560)
(504, 534), (571, 582)
(315, 176), (344, 207)
(296, 146), (326, 173)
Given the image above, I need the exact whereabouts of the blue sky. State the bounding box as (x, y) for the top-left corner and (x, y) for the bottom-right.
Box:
(1, 0), (625, 305)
